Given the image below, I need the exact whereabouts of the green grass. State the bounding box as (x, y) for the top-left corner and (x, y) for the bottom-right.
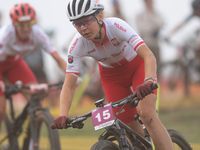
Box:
(159, 108), (200, 144)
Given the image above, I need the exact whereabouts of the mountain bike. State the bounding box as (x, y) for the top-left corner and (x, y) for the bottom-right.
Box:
(0, 81), (63, 150)
(51, 82), (192, 150)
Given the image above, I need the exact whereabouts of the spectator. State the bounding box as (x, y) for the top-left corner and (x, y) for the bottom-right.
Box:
(111, 0), (126, 21)
(164, 0), (200, 95)
(167, 0), (200, 38)
(192, 0), (200, 16)
(136, 0), (163, 80)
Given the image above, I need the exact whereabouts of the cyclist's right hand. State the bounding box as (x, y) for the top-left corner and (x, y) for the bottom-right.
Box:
(0, 81), (5, 93)
(53, 116), (69, 129)
(136, 81), (154, 100)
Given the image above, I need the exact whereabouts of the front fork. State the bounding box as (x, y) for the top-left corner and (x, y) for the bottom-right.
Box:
(119, 128), (132, 150)
(22, 107), (39, 150)
(115, 121), (134, 150)
(24, 103), (46, 150)
(22, 116), (31, 150)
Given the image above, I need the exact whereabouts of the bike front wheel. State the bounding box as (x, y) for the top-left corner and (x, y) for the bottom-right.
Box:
(90, 140), (120, 150)
(168, 129), (192, 150)
(33, 110), (61, 150)
(3, 114), (20, 150)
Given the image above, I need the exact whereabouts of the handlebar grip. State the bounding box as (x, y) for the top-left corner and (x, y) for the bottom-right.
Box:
(51, 124), (56, 129)
(51, 117), (72, 130)
(151, 82), (158, 90)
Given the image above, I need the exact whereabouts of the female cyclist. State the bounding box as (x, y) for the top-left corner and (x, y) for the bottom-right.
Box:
(0, 3), (67, 128)
(54, 0), (173, 149)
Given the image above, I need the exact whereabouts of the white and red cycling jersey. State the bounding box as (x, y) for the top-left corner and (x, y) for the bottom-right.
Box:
(0, 24), (58, 97)
(0, 24), (57, 61)
(66, 17), (145, 76)
(67, 17), (157, 124)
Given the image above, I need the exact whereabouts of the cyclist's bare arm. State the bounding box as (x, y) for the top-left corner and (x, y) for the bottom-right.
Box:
(60, 74), (77, 117)
(0, 81), (5, 93)
(136, 44), (156, 81)
(51, 52), (67, 72)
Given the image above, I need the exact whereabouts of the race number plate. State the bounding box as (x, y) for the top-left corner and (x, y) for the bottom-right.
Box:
(92, 103), (115, 131)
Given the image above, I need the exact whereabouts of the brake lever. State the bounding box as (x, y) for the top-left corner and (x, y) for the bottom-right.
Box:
(129, 83), (158, 108)
(129, 98), (139, 108)
(70, 117), (87, 129)
(71, 122), (84, 129)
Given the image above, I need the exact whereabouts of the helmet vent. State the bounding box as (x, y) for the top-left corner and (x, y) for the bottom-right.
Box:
(78, 0), (84, 15)
(15, 10), (20, 16)
(68, 4), (72, 17)
(21, 4), (25, 15)
(10, 3), (36, 22)
(72, 0), (77, 16)
(28, 8), (31, 14)
(66, 0), (104, 21)
(84, 0), (91, 13)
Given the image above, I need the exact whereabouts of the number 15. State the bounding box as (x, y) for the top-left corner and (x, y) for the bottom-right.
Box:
(95, 109), (110, 122)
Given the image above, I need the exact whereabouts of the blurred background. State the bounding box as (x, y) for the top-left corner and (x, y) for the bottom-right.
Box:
(0, 0), (200, 149)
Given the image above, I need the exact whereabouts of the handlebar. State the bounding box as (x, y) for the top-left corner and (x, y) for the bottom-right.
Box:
(51, 112), (92, 130)
(5, 81), (63, 97)
(112, 82), (158, 107)
(51, 82), (158, 130)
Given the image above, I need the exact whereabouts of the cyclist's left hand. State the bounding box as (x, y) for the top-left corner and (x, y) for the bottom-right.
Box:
(136, 81), (154, 100)
(53, 116), (69, 129)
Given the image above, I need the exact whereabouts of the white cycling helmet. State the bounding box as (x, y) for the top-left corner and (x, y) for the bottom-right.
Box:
(66, 0), (104, 21)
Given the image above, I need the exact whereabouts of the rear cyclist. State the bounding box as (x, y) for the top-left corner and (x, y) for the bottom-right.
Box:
(53, 0), (173, 149)
(0, 3), (67, 128)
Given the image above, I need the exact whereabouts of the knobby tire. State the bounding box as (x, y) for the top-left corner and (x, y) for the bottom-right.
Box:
(168, 129), (192, 150)
(3, 111), (61, 150)
(33, 110), (61, 150)
(90, 140), (120, 150)
(4, 114), (20, 150)
(90, 129), (192, 150)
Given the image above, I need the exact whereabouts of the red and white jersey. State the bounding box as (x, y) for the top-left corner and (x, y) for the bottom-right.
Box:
(67, 17), (145, 76)
(0, 24), (57, 61)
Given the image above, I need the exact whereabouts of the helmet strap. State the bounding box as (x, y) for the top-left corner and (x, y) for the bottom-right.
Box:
(94, 17), (104, 40)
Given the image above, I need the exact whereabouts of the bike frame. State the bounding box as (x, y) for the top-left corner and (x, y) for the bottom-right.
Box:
(93, 96), (154, 150)
(97, 118), (153, 150)
(51, 82), (192, 150)
(57, 105), (154, 150)
(1, 92), (48, 150)
(51, 83), (158, 150)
